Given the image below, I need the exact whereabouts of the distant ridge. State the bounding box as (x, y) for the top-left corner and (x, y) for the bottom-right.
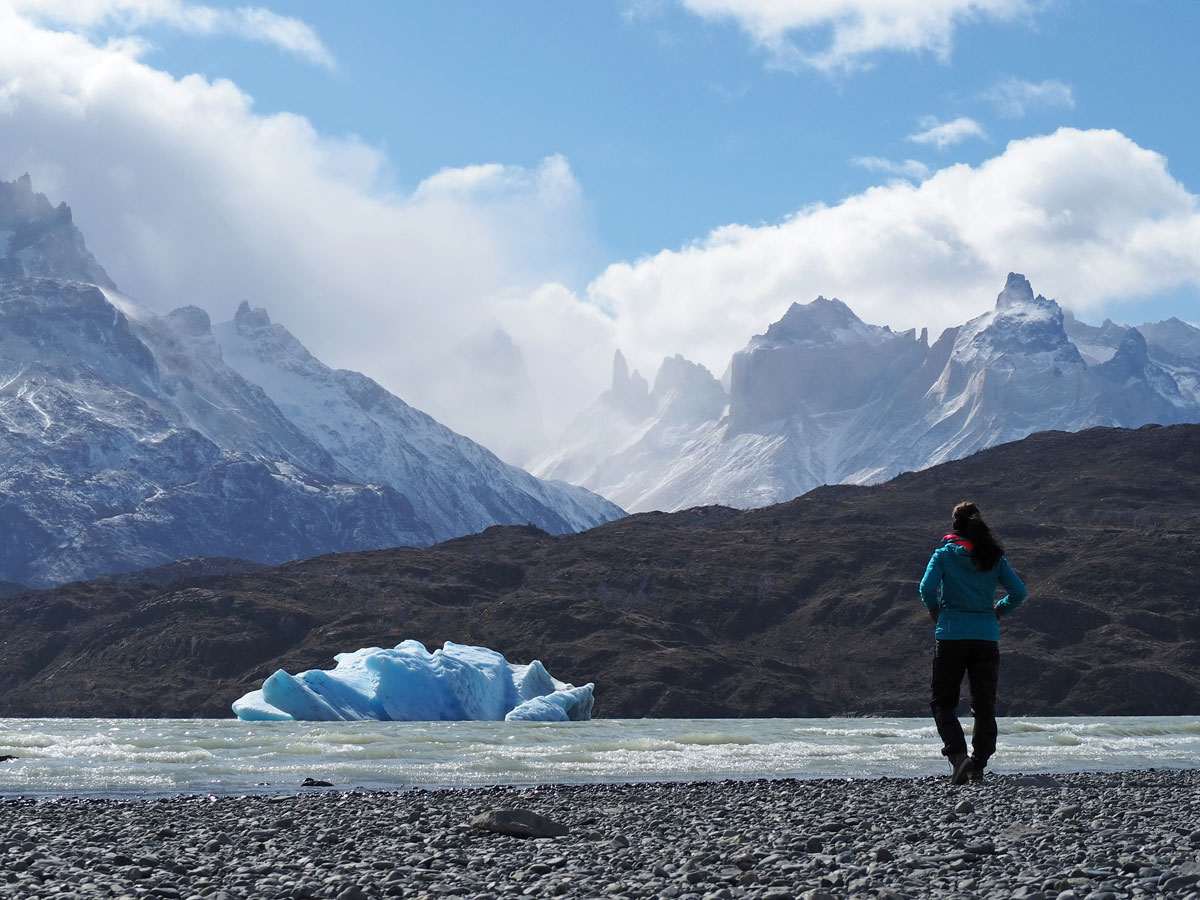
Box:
(1, 423), (1196, 718)
(533, 274), (1200, 513)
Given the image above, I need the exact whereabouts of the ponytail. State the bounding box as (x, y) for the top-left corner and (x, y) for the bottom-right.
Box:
(952, 501), (1004, 571)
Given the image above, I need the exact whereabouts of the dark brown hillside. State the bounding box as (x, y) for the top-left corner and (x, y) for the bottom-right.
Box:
(1, 424), (1198, 718)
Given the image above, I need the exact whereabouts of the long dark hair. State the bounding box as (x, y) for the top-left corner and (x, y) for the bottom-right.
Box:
(952, 501), (1004, 571)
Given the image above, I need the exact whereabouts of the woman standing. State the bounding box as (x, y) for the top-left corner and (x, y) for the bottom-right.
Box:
(919, 501), (1027, 784)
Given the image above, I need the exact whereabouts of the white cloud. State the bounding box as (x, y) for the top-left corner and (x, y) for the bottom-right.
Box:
(576, 128), (1200, 383)
(676, 0), (1033, 71)
(985, 76), (1075, 117)
(414, 156), (580, 208)
(0, 10), (608, 458)
(908, 115), (987, 149)
(4, 0), (335, 69)
(852, 156), (931, 180)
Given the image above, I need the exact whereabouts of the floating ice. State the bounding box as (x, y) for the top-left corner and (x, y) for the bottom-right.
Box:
(232, 640), (594, 723)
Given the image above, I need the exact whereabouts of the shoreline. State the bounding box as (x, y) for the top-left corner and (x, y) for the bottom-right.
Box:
(5, 715), (1200, 799)
(3, 759), (1200, 803)
(4, 769), (1200, 899)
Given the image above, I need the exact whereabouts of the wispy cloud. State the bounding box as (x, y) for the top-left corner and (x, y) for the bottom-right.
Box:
(675, 0), (1034, 72)
(908, 116), (987, 149)
(4, 0), (336, 69)
(852, 156), (931, 180)
(985, 76), (1075, 117)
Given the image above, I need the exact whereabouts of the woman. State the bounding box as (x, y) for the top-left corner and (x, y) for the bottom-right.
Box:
(919, 501), (1027, 784)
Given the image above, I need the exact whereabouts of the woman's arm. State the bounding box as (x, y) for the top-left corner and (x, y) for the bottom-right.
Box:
(994, 557), (1027, 617)
(919, 551), (943, 621)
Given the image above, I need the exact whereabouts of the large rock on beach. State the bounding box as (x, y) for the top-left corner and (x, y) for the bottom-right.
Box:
(469, 808), (570, 838)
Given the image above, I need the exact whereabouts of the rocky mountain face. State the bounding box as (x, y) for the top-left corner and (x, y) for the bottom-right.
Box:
(0, 174), (115, 289)
(1064, 310), (1200, 406)
(0, 175), (622, 587)
(1, 423), (1196, 718)
(533, 275), (1200, 512)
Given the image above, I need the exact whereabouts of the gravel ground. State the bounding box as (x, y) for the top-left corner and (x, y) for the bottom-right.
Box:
(2, 769), (1200, 900)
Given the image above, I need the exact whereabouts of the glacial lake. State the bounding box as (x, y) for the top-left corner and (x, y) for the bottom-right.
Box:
(1, 716), (1197, 799)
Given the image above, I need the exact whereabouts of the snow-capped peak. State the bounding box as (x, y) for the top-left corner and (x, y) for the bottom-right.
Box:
(608, 350), (652, 420)
(235, 299), (270, 329)
(0, 174), (115, 289)
(229, 300), (316, 367)
(954, 272), (1079, 362)
(993, 272), (1059, 321)
(649, 354), (726, 424)
(747, 295), (895, 351)
(1139, 317), (1200, 360)
(995, 271), (1035, 307)
(1096, 326), (1173, 392)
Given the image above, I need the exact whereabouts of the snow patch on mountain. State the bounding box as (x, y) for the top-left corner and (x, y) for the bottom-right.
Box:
(213, 303), (620, 541)
(0, 276), (438, 586)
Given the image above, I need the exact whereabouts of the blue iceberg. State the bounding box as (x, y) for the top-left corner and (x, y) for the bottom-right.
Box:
(232, 640), (595, 723)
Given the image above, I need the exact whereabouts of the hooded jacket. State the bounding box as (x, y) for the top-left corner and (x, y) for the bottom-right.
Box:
(919, 535), (1027, 641)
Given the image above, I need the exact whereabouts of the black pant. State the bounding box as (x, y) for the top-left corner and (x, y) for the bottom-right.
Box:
(930, 639), (999, 766)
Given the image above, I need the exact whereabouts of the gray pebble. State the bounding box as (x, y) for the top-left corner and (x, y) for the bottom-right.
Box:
(1164, 873), (1200, 891)
(2, 769), (1198, 900)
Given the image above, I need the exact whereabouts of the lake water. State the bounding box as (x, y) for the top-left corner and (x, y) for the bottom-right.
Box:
(1, 717), (1197, 799)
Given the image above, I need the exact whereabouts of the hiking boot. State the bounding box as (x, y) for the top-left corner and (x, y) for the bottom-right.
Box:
(968, 757), (986, 783)
(948, 753), (972, 785)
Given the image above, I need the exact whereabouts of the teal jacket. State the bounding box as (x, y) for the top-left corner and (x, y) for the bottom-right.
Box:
(919, 535), (1027, 641)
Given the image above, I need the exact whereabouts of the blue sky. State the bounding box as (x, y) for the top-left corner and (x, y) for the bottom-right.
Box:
(1, 1), (1198, 458)
(130, 1), (1200, 277)
(155, 1), (884, 264)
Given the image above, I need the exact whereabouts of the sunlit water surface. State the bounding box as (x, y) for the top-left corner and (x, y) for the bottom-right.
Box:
(0, 717), (1196, 799)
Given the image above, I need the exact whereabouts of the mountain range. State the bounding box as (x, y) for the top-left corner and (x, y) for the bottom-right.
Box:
(0, 175), (622, 587)
(1, 422), (1196, 718)
(4, 169), (1197, 594)
(532, 275), (1200, 512)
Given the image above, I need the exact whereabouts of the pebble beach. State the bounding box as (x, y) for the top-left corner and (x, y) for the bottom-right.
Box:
(3, 769), (1199, 900)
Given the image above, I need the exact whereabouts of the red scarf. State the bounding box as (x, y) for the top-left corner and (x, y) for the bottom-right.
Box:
(941, 533), (974, 551)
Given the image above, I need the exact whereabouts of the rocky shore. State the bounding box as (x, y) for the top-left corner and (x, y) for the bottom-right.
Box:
(3, 769), (1199, 900)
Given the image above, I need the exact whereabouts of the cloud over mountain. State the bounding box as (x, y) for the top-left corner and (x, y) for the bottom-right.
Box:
(581, 128), (1200, 381)
(0, 8), (613, 455)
